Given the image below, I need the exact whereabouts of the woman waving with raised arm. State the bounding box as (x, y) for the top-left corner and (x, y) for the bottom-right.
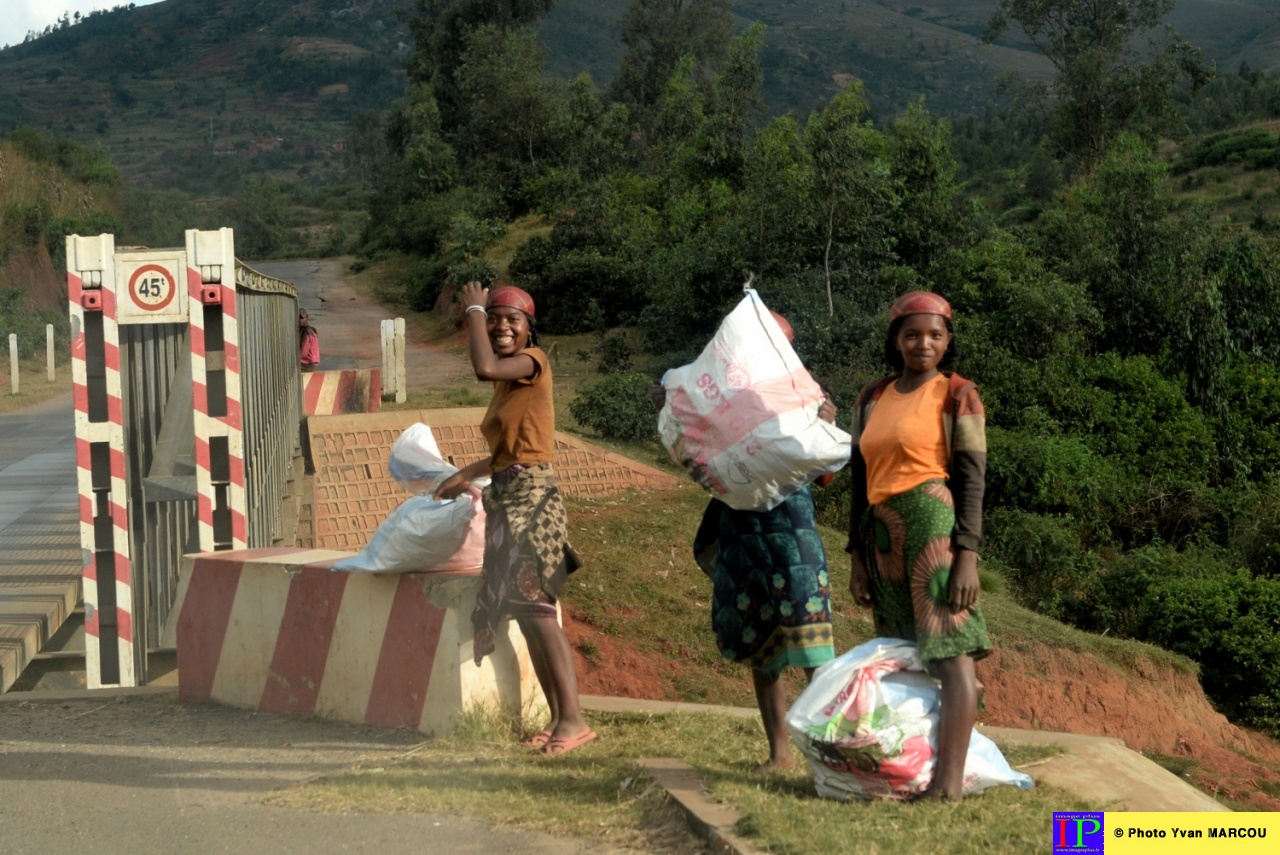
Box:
(434, 281), (592, 757)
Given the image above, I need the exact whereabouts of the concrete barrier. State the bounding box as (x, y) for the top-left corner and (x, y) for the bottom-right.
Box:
(167, 547), (544, 735)
(303, 368), (382, 416)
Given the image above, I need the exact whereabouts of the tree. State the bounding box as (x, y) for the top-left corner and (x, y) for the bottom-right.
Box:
(455, 26), (561, 172)
(405, 0), (556, 133)
(985, 0), (1211, 167)
(804, 83), (897, 315)
(610, 0), (732, 112)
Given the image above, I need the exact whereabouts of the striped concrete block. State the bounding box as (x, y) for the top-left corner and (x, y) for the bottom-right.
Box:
(170, 548), (545, 735)
(303, 369), (382, 416)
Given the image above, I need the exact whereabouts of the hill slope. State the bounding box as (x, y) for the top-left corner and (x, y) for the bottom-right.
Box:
(3, 1), (1278, 192)
(0, 0), (409, 190)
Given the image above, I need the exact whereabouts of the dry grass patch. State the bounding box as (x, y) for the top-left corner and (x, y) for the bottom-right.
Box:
(269, 706), (1072, 855)
(0, 359), (71, 414)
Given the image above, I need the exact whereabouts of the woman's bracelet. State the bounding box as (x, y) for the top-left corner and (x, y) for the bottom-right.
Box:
(465, 305), (487, 316)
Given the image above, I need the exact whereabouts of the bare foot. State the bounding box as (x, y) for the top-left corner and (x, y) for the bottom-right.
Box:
(753, 757), (795, 775)
(920, 785), (963, 801)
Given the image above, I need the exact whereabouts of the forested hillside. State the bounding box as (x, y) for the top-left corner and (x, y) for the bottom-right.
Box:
(3, 1), (1279, 197)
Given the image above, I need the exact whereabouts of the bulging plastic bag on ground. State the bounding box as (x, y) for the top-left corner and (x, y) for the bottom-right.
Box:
(658, 290), (851, 512)
(785, 638), (1035, 800)
(388, 422), (458, 495)
(331, 487), (484, 575)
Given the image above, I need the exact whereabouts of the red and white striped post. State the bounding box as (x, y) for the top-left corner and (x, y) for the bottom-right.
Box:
(66, 233), (136, 688)
(186, 228), (247, 551)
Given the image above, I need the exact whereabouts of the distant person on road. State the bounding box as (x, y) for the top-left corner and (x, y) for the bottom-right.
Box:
(434, 281), (593, 758)
(846, 290), (991, 800)
(299, 307), (319, 373)
(661, 312), (839, 773)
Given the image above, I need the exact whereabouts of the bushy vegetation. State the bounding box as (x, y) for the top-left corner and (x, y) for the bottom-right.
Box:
(569, 372), (656, 441)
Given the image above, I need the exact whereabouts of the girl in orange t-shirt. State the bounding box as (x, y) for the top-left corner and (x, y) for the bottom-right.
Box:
(846, 291), (992, 800)
(435, 282), (592, 758)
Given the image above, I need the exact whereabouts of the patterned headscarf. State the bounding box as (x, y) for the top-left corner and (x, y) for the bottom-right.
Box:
(888, 291), (952, 322)
(487, 286), (536, 319)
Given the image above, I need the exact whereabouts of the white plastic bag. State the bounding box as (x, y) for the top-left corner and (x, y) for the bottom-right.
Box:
(388, 422), (458, 495)
(331, 488), (484, 574)
(658, 290), (851, 511)
(785, 638), (1035, 800)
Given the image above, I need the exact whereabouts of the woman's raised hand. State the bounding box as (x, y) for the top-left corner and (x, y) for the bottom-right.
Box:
(461, 280), (488, 310)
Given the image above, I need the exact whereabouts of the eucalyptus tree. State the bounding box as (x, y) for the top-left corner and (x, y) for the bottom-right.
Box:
(985, 0), (1211, 167)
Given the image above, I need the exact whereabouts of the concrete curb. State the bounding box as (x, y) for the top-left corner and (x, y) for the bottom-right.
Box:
(638, 758), (765, 855)
(0, 685), (176, 704)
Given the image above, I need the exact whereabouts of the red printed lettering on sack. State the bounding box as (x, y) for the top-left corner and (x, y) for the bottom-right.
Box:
(697, 373), (721, 400)
(822, 680), (858, 718)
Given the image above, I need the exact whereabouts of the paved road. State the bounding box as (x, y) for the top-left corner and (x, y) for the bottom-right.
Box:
(0, 689), (608, 855)
(251, 259), (471, 386)
(0, 394), (80, 692)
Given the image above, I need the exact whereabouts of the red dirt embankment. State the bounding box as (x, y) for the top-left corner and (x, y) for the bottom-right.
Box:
(565, 613), (1280, 809)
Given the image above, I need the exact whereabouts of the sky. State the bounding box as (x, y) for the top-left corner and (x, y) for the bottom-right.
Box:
(1, 1), (165, 50)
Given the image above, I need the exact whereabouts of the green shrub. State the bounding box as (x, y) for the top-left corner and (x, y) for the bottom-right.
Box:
(984, 509), (1097, 620)
(595, 332), (633, 374)
(1231, 476), (1280, 579)
(569, 372), (657, 441)
(1141, 571), (1280, 735)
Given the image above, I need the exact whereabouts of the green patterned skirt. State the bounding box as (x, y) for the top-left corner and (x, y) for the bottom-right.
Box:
(861, 480), (991, 668)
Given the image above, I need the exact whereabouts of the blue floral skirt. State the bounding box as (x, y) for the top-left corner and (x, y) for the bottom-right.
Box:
(695, 487), (835, 678)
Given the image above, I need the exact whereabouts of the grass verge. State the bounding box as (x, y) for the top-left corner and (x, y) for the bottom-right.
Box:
(269, 706), (1078, 855)
(0, 359), (71, 415)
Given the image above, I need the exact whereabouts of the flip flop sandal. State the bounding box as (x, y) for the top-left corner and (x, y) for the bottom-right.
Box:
(521, 728), (553, 748)
(542, 729), (598, 757)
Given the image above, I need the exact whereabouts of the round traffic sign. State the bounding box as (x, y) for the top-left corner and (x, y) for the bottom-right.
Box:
(127, 264), (177, 312)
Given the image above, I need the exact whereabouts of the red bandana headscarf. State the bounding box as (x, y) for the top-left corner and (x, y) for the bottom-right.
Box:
(487, 286), (536, 319)
(769, 310), (795, 342)
(888, 291), (952, 322)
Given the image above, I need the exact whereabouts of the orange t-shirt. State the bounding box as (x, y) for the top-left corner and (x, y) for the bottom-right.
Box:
(480, 347), (556, 473)
(859, 373), (949, 505)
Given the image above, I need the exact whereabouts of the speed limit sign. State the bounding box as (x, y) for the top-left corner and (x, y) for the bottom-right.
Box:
(116, 255), (188, 324)
(128, 264), (177, 312)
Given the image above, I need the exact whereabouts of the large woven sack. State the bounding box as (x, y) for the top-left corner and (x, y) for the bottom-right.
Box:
(658, 290), (851, 511)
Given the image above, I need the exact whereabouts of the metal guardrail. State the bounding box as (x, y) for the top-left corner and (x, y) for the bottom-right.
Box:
(235, 262), (301, 549)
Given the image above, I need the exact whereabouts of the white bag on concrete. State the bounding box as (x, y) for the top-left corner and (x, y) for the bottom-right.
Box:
(658, 290), (851, 511)
(331, 489), (483, 574)
(785, 638), (1034, 801)
(388, 422), (458, 495)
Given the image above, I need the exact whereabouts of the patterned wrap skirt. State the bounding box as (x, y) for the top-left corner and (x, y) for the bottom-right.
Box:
(471, 462), (579, 665)
(695, 486), (836, 679)
(861, 479), (991, 668)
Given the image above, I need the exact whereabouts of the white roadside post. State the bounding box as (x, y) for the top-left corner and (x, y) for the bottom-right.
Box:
(8, 333), (17, 395)
(380, 319), (393, 400)
(381, 318), (407, 403)
(394, 316), (406, 404)
(46, 324), (55, 382)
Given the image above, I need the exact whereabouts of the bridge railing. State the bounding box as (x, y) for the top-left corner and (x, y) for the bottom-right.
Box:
(66, 228), (302, 688)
